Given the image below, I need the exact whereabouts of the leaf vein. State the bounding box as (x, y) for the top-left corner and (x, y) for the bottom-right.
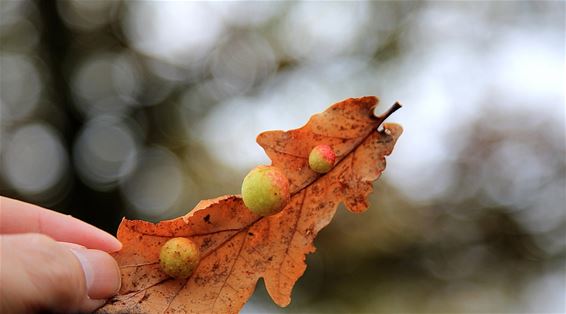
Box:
(162, 278), (189, 314)
(211, 233), (247, 312)
(276, 189), (308, 294)
(309, 130), (360, 141)
(120, 261), (159, 269)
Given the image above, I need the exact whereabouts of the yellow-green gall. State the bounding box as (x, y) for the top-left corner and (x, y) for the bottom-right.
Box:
(308, 144), (336, 173)
(241, 166), (290, 216)
(159, 237), (200, 279)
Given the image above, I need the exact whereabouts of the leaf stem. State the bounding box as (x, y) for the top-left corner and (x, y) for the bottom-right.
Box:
(377, 102), (402, 122)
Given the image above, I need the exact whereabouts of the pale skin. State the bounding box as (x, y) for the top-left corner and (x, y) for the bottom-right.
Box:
(0, 196), (122, 313)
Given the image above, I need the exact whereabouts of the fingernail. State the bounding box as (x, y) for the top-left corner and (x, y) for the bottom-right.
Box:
(70, 248), (121, 299)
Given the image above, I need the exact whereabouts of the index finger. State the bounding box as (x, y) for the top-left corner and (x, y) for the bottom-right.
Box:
(0, 197), (122, 252)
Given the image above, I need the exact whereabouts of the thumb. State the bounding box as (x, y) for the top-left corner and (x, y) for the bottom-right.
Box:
(0, 233), (121, 313)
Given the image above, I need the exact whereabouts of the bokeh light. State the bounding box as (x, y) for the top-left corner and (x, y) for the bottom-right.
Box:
(123, 2), (224, 67)
(120, 146), (185, 219)
(1, 123), (68, 202)
(0, 53), (42, 123)
(71, 52), (141, 117)
(73, 115), (139, 191)
(57, 0), (116, 32)
(279, 2), (373, 61)
(210, 32), (277, 97)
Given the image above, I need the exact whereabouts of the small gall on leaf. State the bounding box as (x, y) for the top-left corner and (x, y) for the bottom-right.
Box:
(159, 237), (200, 279)
(242, 165), (290, 216)
(308, 144), (336, 174)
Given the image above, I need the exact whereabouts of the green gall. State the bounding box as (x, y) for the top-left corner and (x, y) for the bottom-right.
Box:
(241, 166), (290, 216)
(308, 144), (336, 174)
(159, 237), (200, 279)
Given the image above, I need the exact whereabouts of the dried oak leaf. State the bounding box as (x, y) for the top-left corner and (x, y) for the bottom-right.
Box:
(98, 96), (403, 314)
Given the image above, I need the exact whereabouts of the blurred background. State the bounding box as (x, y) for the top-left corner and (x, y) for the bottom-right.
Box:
(0, 1), (564, 313)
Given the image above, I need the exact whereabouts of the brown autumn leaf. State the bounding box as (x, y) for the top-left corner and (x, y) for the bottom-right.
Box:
(98, 96), (403, 314)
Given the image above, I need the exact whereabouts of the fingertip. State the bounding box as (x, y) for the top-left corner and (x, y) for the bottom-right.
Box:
(81, 298), (107, 313)
(105, 235), (122, 252)
(69, 214), (123, 252)
(89, 223), (121, 252)
(70, 248), (121, 300)
(114, 239), (123, 252)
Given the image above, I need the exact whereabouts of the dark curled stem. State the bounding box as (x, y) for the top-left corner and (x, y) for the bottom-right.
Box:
(377, 102), (402, 122)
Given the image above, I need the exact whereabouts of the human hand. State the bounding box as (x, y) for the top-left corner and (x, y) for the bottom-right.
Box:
(0, 197), (122, 313)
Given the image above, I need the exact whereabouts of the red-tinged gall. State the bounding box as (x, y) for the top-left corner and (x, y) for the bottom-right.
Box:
(241, 166), (290, 216)
(309, 144), (336, 173)
(159, 237), (200, 279)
